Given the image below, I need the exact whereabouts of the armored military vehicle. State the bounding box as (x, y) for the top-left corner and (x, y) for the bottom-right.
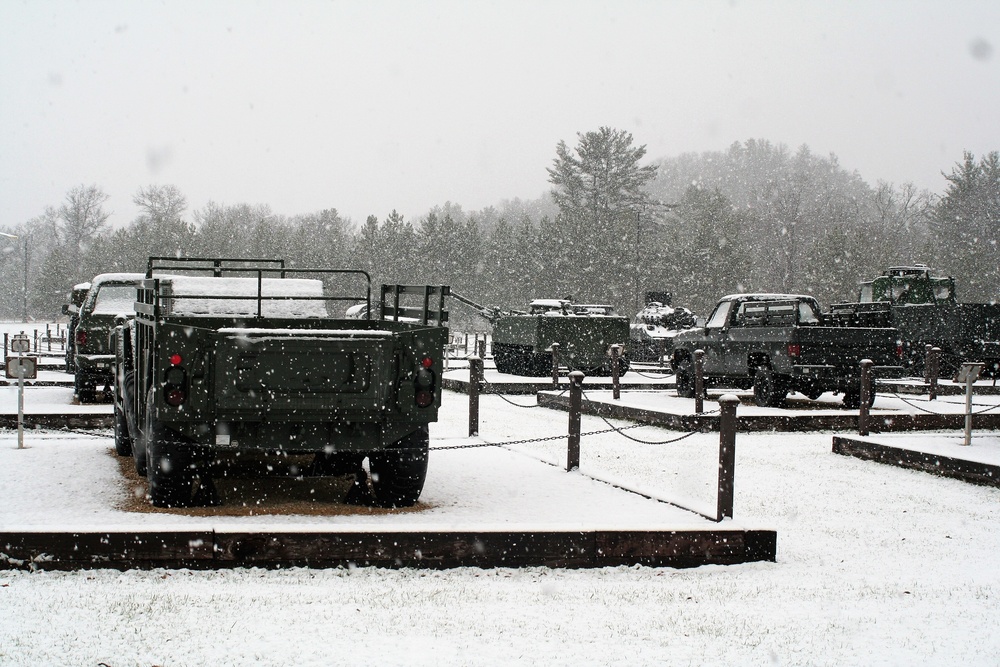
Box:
(829, 265), (1000, 376)
(629, 299), (697, 362)
(72, 273), (144, 402)
(451, 294), (630, 377)
(112, 256), (449, 508)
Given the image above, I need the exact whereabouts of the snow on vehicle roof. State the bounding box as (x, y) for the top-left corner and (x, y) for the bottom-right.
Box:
(529, 299), (570, 307)
(72, 282), (91, 291)
(157, 276), (328, 317)
(720, 293), (817, 302)
(89, 272), (144, 285)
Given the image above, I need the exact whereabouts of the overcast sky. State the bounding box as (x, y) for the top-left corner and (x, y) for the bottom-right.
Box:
(1, 0), (997, 230)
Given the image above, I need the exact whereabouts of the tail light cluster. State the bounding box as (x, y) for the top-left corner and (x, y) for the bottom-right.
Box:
(163, 352), (187, 407)
(76, 330), (87, 347)
(414, 355), (436, 408)
(787, 343), (802, 358)
(896, 343), (905, 359)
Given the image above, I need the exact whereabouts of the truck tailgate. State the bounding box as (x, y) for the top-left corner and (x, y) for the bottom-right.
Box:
(213, 328), (394, 414)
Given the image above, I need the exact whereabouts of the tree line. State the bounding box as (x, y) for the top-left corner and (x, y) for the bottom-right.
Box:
(1, 130), (997, 328)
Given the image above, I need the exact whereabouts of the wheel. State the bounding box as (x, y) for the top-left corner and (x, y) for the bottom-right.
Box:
(147, 422), (193, 508)
(753, 366), (788, 407)
(842, 387), (876, 410)
(368, 426), (430, 508)
(675, 358), (695, 398)
(802, 384), (825, 400)
(74, 372), (97, 404)
(113, 404), (133, 457)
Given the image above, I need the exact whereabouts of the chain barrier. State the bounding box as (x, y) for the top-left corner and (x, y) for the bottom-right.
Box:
(628, 367), (674, 380)
(429, 422), (653, 451)
(887, 389), (1000, 415)
(581, 388), (713, 445)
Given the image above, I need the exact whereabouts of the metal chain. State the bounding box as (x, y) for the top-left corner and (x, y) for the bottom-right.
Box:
(429, 422), (652, 451)
(887, 390), (1000, 415)
(581, 389), (711, 445)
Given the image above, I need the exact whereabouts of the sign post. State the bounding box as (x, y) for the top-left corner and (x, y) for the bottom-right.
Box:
(954, 362), (984, 446)
(7, 334), (34, 449)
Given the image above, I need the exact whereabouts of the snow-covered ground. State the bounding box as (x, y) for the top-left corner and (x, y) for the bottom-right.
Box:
(2, 321), (1000, 665)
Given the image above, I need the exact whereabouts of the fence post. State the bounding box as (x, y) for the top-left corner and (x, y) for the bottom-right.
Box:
(717, 394), (738, 522)
(694, 349), (705, 414)
(858, 359), (873, 436)
(469, 355), (483, 437)
(566, 371), (584, 471)
(550, 342), (560, 386)
(477, 337), (486, 359)
(924, 344), (933, 384)
(658, 338), (667, 367)
(928, 347), (940, 401)
(611, 344), (621, 400)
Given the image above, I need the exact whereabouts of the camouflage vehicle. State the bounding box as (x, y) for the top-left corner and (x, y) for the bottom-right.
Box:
(112, 257), (449, 508)
(828, 265), (1000, 376)
(451, 294), (630, 377)
(629, 299), (697, 363)
(61, 281), (91, 373)
(71, 273), (144, 402)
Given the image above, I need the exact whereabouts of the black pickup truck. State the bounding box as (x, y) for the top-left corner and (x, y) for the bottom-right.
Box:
(671, 293), (904, 408)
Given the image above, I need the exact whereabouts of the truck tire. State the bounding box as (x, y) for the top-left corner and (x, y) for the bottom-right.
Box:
(842, 388), (876, 410)
(753, 366), (788, 407)
(147, 423), (194, 508)
(368, 426), (430, 508)
(113, 404), (133, 457)
(675, 358), (695, 398)
(74, 372), (97, 404)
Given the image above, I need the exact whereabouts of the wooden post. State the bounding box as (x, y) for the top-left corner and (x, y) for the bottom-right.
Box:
(477, 337), (486, 359)
(611, 344), (621, 400)
(550, 342), (560, 386)
(566, 371), (584, 471)
(928, 347), (940, 401)
(858, 359), (873, 436)
(924, 344), (933, 384)
(469, 356), (483, 437)
(694, 349), (705, 414)
(717, 394), (738, 521)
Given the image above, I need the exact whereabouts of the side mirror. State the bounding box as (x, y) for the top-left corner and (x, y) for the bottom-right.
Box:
(62, 304), (70, 315)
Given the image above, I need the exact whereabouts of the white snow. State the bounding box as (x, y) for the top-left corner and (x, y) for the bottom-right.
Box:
(158, 276), (329, 318)
(1, 333), (1000, 664)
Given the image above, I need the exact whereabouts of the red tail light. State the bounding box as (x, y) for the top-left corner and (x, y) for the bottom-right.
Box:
(421, 356), (433, 368)
(169, 353), (183, 366)
(165, 388), (186, 406)
(787, 343), (801, 358)
(76, 330), (87, 346)
(896, 344), (905, 359)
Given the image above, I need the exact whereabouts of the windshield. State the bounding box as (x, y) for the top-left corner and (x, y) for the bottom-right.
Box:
(705, 301), (733, 328)
(90, 284), (136, 315)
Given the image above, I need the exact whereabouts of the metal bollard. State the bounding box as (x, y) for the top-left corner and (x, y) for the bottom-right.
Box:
(716, 394), (738, 522)
(611, 344), (621, 400)
(928, 347), (940, 401)
(551, 342), (560, 386)
(858, 359), (873, 436)
(694, 349), (705, 414)
(566, 371), (584, 471)
(469, 356), (483, 436)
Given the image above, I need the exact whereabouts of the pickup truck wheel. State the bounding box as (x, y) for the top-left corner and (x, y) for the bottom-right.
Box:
(368, 426), (429, 508)
(113, 404), (133, 457)
(147, 422), (194, 508)
(842, 388), (876, 410)
(754, 366), (788, 407)
(675, 359), (695, 398)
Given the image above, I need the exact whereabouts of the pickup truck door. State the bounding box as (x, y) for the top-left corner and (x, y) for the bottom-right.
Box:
(701, 300), (736, 376)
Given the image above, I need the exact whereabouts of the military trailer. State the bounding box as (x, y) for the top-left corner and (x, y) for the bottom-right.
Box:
(72, 273), (144, 402)
(829, 265), (1000, 376)
(112, 257), (449, 508)
(451, 294), (630, 377)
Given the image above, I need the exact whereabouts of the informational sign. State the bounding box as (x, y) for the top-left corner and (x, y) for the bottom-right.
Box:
(9, 335), (30, 354)
(5, 355), (37, 380)
(954, 362), (984, 384)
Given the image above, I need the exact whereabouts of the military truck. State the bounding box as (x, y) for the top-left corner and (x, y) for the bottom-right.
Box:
(72, 273), (144, 402)
(450, 294), (631, 377)
(61, 281), (91, 373)
(671, 293), (904, 408)
(112, 257), (449, 508)
(828, 265), (1000, 376)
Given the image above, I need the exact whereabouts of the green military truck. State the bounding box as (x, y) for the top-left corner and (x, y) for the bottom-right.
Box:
(112, 257), (449, 508)
(451, 295), (631, 377)
(828, 265), (1000, 376)
(71, 273), (144, 402)
(61, 281), (91, 373)
(671, 293), (904, 408)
